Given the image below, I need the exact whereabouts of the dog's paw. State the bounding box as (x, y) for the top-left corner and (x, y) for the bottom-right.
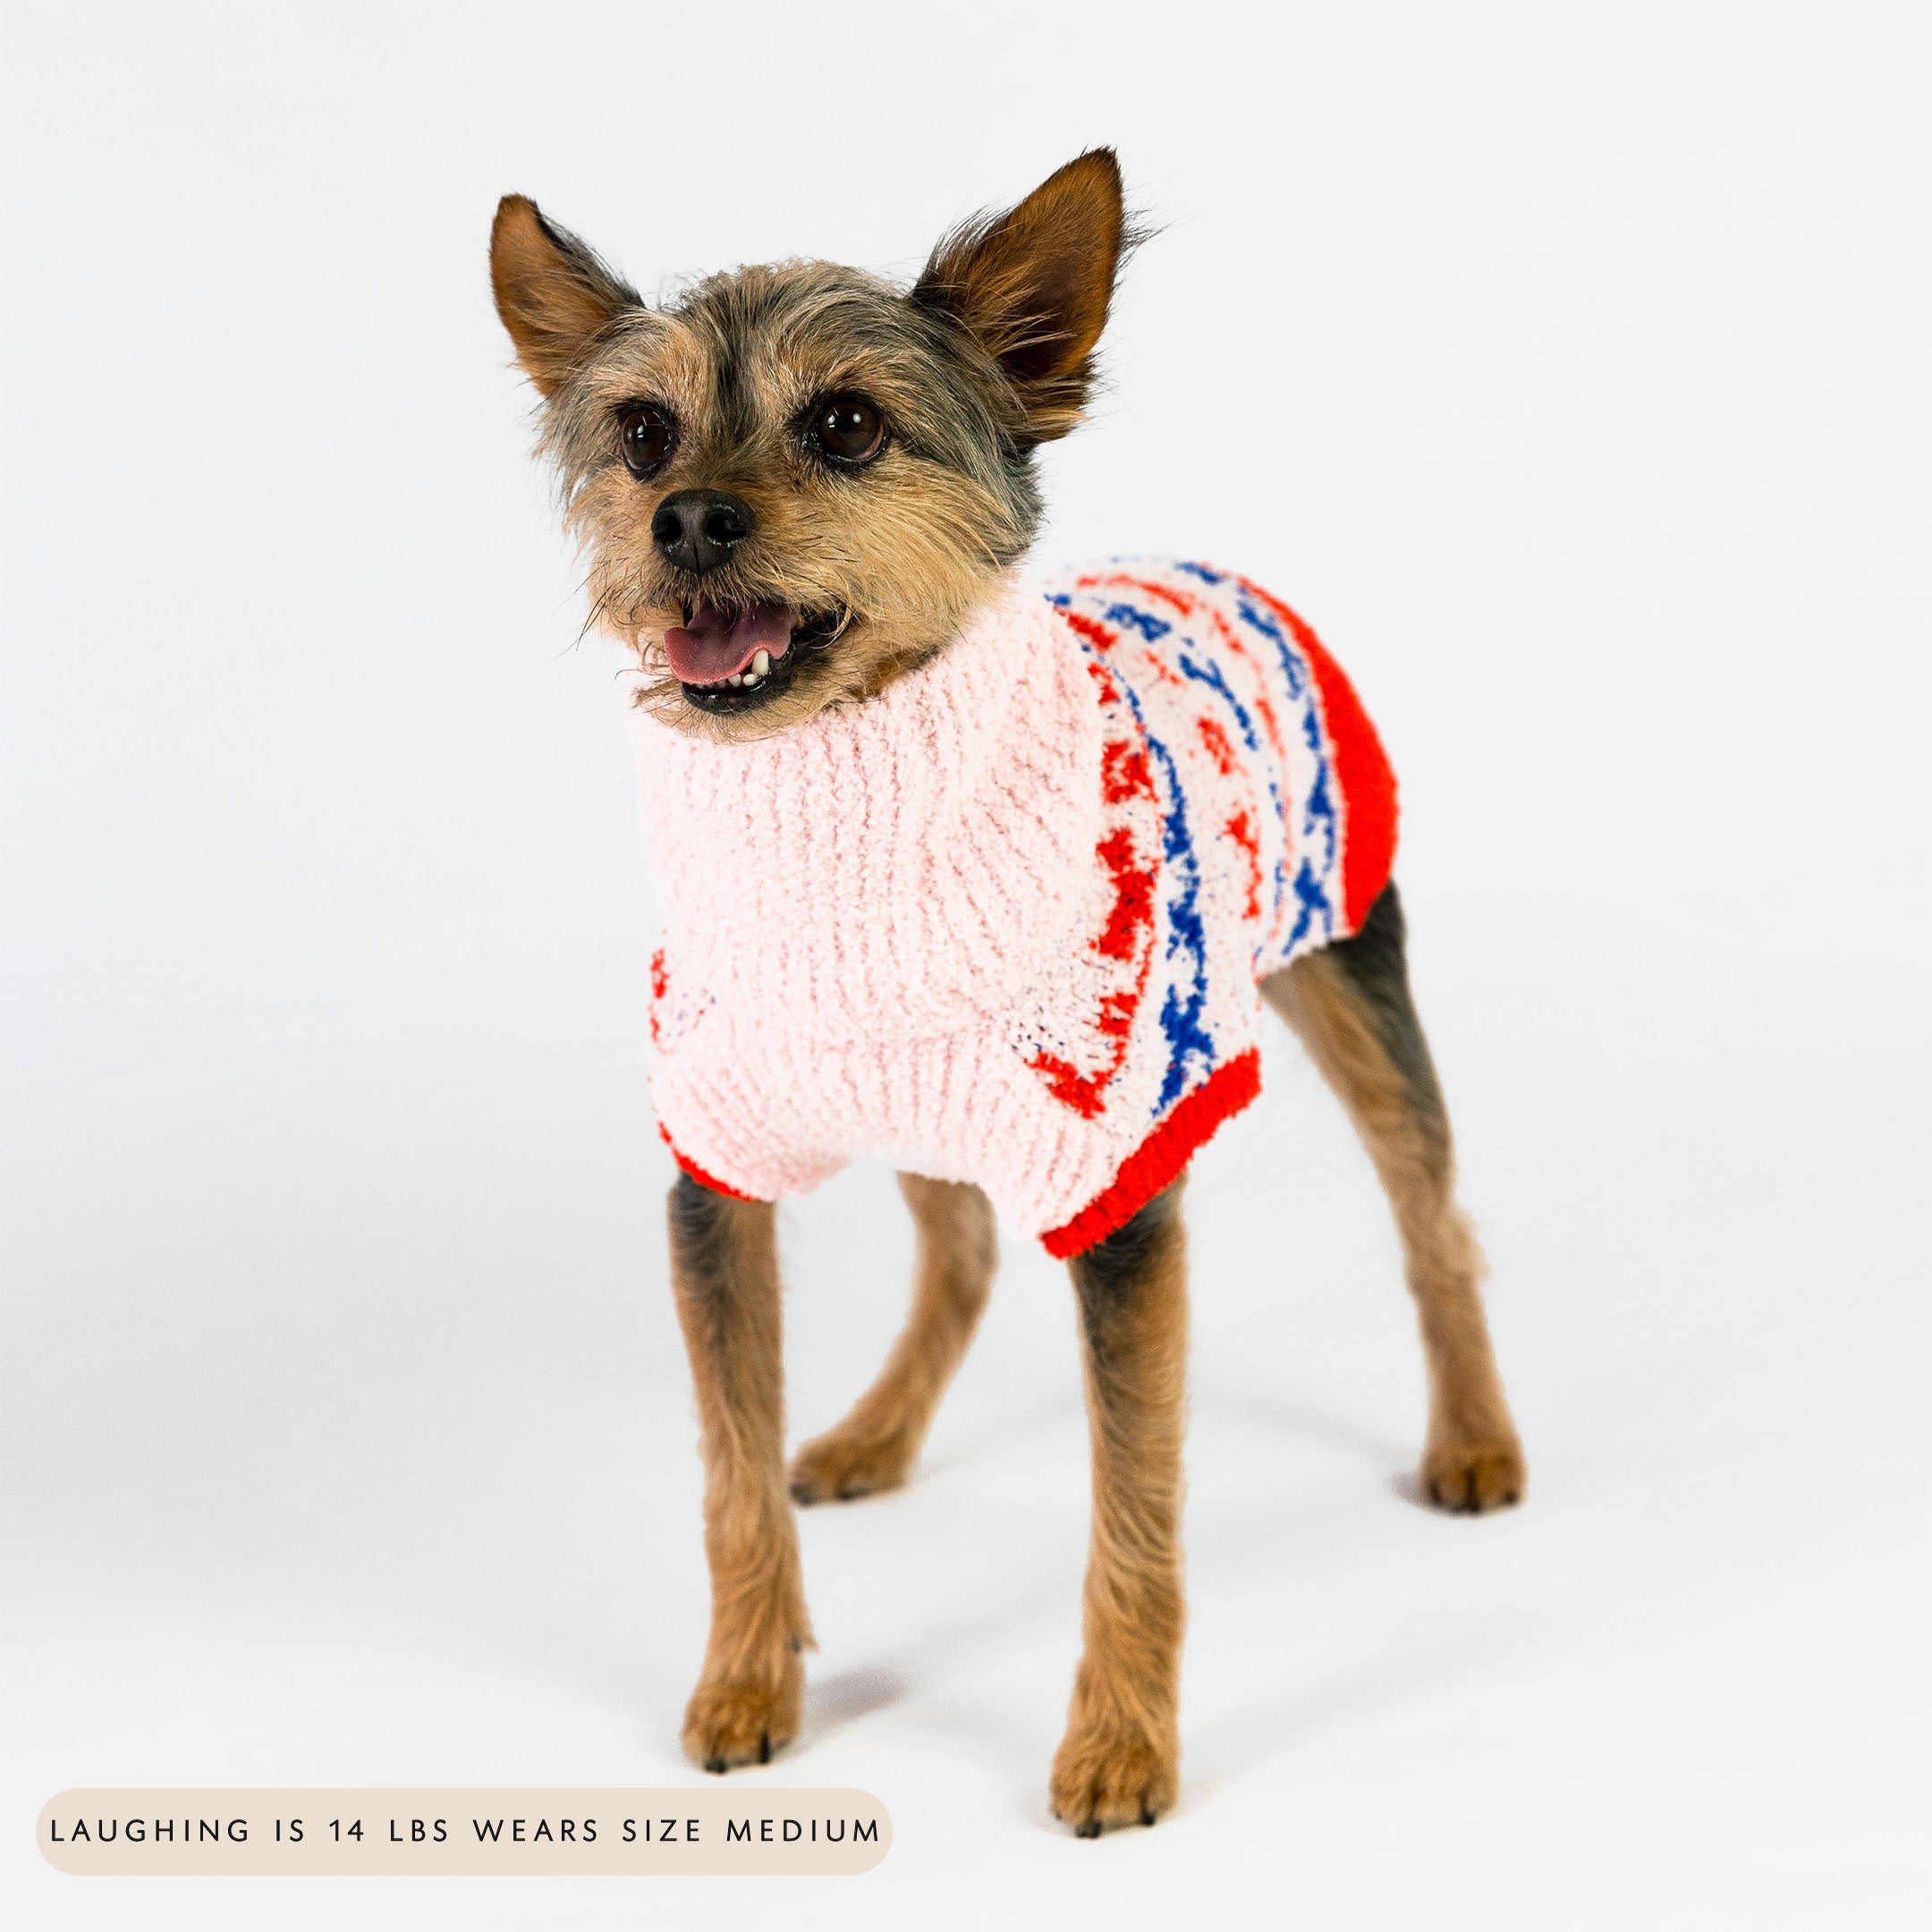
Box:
(788, 1426), (916, 1505)
(1421, 1436), (1526, 1513)
(1049, 1717), (1178, 1837)
(680, 1660), (802, 1774)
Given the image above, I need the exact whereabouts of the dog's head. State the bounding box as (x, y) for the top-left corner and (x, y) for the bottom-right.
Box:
(491, 151), (1129, 738)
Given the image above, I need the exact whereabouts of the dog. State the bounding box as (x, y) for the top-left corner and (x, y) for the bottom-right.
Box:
(490, 148), (1525, 1835)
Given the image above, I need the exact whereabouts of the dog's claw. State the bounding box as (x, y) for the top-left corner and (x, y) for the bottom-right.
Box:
(1050, 1707), (1178, 1836)
(788, 1426), (918, 1507)
(1420, 1438), (1526, 1515)
(681, 1665), (801, 1774)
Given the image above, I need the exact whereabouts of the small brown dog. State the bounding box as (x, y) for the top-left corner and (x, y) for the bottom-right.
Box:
(491, 149), (1524, 1835)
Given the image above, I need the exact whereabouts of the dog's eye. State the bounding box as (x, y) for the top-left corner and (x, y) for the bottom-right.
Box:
(618, 403), (677, 479)
(812, 394), (886, 466)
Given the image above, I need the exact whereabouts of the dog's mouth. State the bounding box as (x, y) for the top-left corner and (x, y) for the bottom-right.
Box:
(663, 598), (844, 715)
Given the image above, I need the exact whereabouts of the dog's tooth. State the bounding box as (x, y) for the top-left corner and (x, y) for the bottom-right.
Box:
(728, 674), (743, 687)
(751, 648), (770, 676)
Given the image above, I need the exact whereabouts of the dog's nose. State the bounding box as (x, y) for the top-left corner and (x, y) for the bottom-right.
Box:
(651, 490), (755, 576)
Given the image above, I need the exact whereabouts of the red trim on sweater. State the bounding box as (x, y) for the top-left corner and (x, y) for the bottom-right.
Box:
(659, 1123), (759, 1202)
(1040, 1049), (1262, 1259)
(1240, 581), (1400, 936)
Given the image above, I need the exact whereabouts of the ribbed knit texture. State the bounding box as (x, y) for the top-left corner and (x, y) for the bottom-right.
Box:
(632, 559), (1398, 1253)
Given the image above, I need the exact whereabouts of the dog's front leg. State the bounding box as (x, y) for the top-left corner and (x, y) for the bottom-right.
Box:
(667, 1172), (811, 1771)
(1052, 1180), (1189, 1835)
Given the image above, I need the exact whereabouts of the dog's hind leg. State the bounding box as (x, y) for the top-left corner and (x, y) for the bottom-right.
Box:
(1260, 881), (1526, 1513)
(789, 1175), (996, 1504)
(1051, 1180), (1188, 1835)
(668, 1173), (812, 1770)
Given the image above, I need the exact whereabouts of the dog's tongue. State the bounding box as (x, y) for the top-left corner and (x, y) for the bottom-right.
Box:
(662, 600), (792, 685)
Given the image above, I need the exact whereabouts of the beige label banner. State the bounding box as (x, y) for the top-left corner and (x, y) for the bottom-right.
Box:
(39, 1789), (890, 1876)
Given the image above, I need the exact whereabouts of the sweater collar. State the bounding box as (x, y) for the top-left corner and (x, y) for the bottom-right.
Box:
(629, 575), (1105, 1046)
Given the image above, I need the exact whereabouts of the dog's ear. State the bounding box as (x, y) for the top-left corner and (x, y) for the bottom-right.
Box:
(912, 148), (1129, 442)
(490, 195), (640, 396)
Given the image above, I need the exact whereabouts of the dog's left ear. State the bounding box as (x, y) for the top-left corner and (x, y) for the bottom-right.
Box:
(912, 148), (1129, 443)
(490, 194), (640, 396)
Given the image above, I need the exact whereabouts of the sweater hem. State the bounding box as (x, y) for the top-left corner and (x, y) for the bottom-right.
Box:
(1039, 1048), (1262, 1259)
(659, 1124), (761, 1203)
(1238, 577), (1399, 936)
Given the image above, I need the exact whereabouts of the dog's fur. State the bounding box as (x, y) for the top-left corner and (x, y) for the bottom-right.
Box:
(492, 150), (1525, 1835)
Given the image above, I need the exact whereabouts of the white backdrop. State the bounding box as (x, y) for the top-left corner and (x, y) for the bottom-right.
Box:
(4, 4), (1928, 1928)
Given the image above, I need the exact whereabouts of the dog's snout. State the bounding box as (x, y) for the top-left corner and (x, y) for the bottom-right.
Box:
(652, 490), (755, 576)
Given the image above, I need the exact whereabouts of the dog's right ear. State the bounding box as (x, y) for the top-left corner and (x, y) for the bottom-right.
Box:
(490, 195), (640, 396)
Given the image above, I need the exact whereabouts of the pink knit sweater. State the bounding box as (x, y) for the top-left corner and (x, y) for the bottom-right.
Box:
(633, 561), (1397, 1256)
